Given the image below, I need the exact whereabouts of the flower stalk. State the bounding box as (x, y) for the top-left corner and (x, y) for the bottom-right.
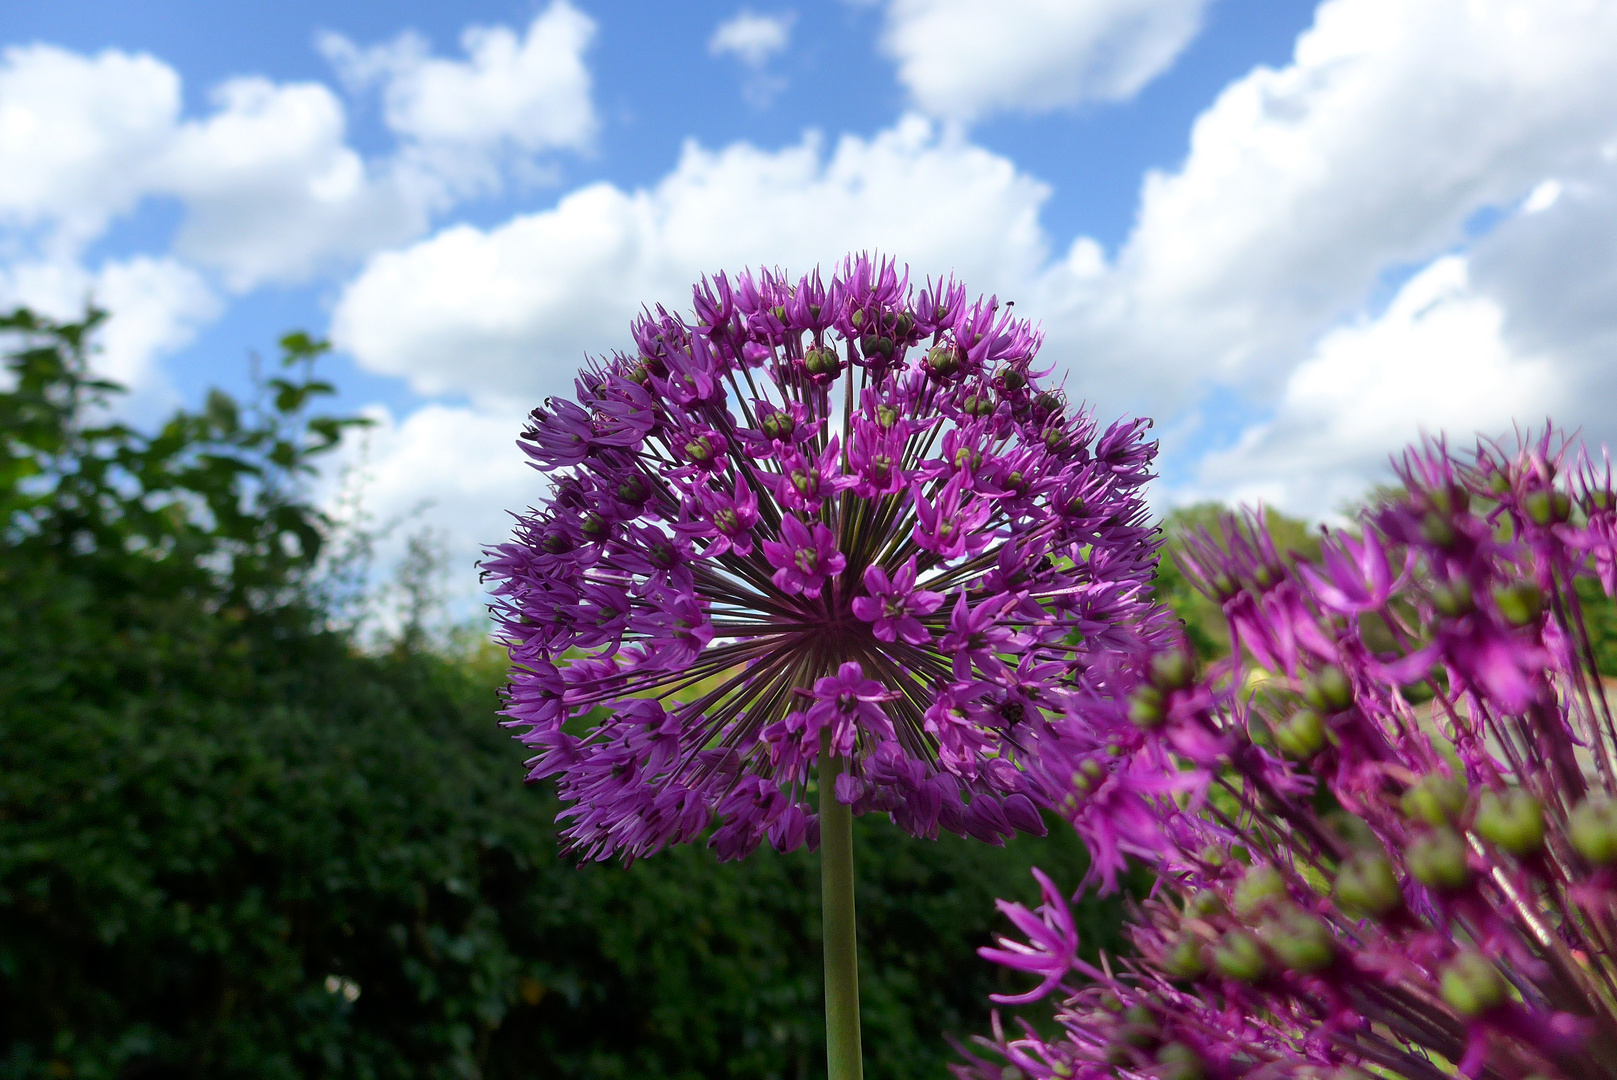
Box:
(820, 729), (863, 1080)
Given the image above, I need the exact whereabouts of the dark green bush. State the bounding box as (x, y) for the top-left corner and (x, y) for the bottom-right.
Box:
(0, 309), (1129, 1079)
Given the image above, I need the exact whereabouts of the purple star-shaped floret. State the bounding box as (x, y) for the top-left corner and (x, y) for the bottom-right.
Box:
(761, 515), (846, 598)
(804, 661), (897, 758)
(850, 556), (944, 644)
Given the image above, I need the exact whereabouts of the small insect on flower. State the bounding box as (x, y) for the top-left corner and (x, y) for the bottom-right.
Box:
(483, 254), (1164, 863)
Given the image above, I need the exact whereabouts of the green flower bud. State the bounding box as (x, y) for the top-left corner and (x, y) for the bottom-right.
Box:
(1120, 1006), (1158, 1047)
(1160, 934), (1207, 980)
(1303, 666), (1353, 713)
(1035, 390), (1064, 417)
(925, 344), (961, 377)
(1431, 578), (1474, 617)
(1439, 950), (1504, 1016)
(1333, 852), (1403, 918)
(803, 346), (841, 377)
(761, 411), (795, 440)
(1246, 713), (1275, 750)
(1523, 489), (1572, 525)
(1401, 773), (1467, 825)
(1212, 930), (1267, 982)
(1184, 890), (1226, 918)
(1420, 511), (1457, 547)
(1150, 651), (1194, 692)
(998, 367), (1027, 392)
(1407, 827), (1471, 891)
(850, 309), (865, 328)
(1488, 469), (1512, 495)
(876, 404), (899, 429)
(1259, 907), (1335, 973)
(1493, 581), (1543, 626)
(1232, 865), (1288, 920)
(616, 475), (650, 504)
(1569, 797), (1617, 864)
(861, 334), (895, 360)
(962, 393), (995, 417)
(772, 304), (788, 322)
(1157, 1043), (1205, 1080)
(580, 511), (610, 539)
(892, 312), (914, 338)
(1104, 1042), (1135, 1066)
(1128, 685), (1166, 730)
(1273, 709), (1326, 762)
(1473, 789), (1545, 855)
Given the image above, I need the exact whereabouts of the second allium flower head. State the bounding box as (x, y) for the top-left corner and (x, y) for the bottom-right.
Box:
(485, 254), (1165, 862)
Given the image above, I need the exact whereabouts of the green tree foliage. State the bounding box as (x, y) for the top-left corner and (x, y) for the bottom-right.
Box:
(0, 309), (1130, 1080)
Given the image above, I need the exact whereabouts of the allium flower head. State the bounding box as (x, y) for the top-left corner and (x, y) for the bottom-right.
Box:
(485, 254), (1162, 862)
(967, 427), (1617, 1080)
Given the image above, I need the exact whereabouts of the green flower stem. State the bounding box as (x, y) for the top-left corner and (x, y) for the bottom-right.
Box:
(819, 731), (863, 1080)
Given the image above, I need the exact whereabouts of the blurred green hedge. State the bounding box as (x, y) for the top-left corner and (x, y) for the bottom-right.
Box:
(0, 310), (1131, 1080)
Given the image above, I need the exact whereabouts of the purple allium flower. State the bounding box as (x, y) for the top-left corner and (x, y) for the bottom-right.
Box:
(966, 428), (1617, 1080)
(485, 254), (1164, 863)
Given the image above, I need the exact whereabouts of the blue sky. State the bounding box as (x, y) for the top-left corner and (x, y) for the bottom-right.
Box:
(4, 0), (1616, 606)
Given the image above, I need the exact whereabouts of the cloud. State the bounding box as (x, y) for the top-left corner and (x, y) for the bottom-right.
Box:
(880, 0), (1210, 122)
(331, 400), (536, 617)
(1185, 256), (1564, 516)
(331, 115), (1052, 406)
(0, 254), (219, 415)
(0, 43), (427, 290)
(0, 45), (179, 254)
(710, 11), (795, 68)
(1064, 0), (1617, 411)
(318, 0), (596, 196)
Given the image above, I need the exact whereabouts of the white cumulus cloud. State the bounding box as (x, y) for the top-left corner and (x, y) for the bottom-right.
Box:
(331, 115), (1051, 406)
(0, 254), (219, 415)
(318, 0), (596, 196)
(1185, 256), (1564, 516)
(881, 0), (1210, 121)
(710, 11), (795, 68)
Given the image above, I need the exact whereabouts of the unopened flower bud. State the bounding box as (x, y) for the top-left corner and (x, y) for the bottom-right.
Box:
(1232, 865), (1287, 920)
(1401, 773), (1467, 825)
(925, 344), (961, 377)
(580, 511), (610, 539)
(1034, 390), (1064, 418)
(1407, 827), (1471, 891)
(803, 347), (841, 378)
(1420, 512), (1457, 547)
(616, 475), (650, 505)
(998, 367), (1027, 393)
(1303, 666), (1353, 713)
(1493, 581), (1543, 626)
(761, 411), (796, 440)
(1431, 578), (1474, 617)
(1184, 890), (1225, 918)
(962, 393), (995, 417)
(1259, 907), (1335, 973)
(876, 404), (899, 429)
(1569, 797), (1617, 864)
(1333, 852), (1403, 917)
(1120, 1005), (1158, 1048)
(861, 334), (895, 360)
(1128, 685), (1166, 729)
(1160, 933), (1208, 979)
(1274, 709), (1326, 762)
(892, 312), (914, 338)
(1523, 488), (1571, 525)
(1156, 1043), (1205, 1080)
(1150, 651), (1194, 692)
(1212, 929), (1267, 982)
(1473, 788), (1544, 855)
(1439, 950), (1504, 1017)
(850, 309), (864, 328)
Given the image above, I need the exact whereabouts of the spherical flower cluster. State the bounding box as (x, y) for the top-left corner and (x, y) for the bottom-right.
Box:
(484, 254), (1163, 862)
(967, 429), (1617, 1080)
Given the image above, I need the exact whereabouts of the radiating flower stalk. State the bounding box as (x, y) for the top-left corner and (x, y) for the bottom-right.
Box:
(966, 429), (1617, 1080)
(484, 254), (1164, 1079)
